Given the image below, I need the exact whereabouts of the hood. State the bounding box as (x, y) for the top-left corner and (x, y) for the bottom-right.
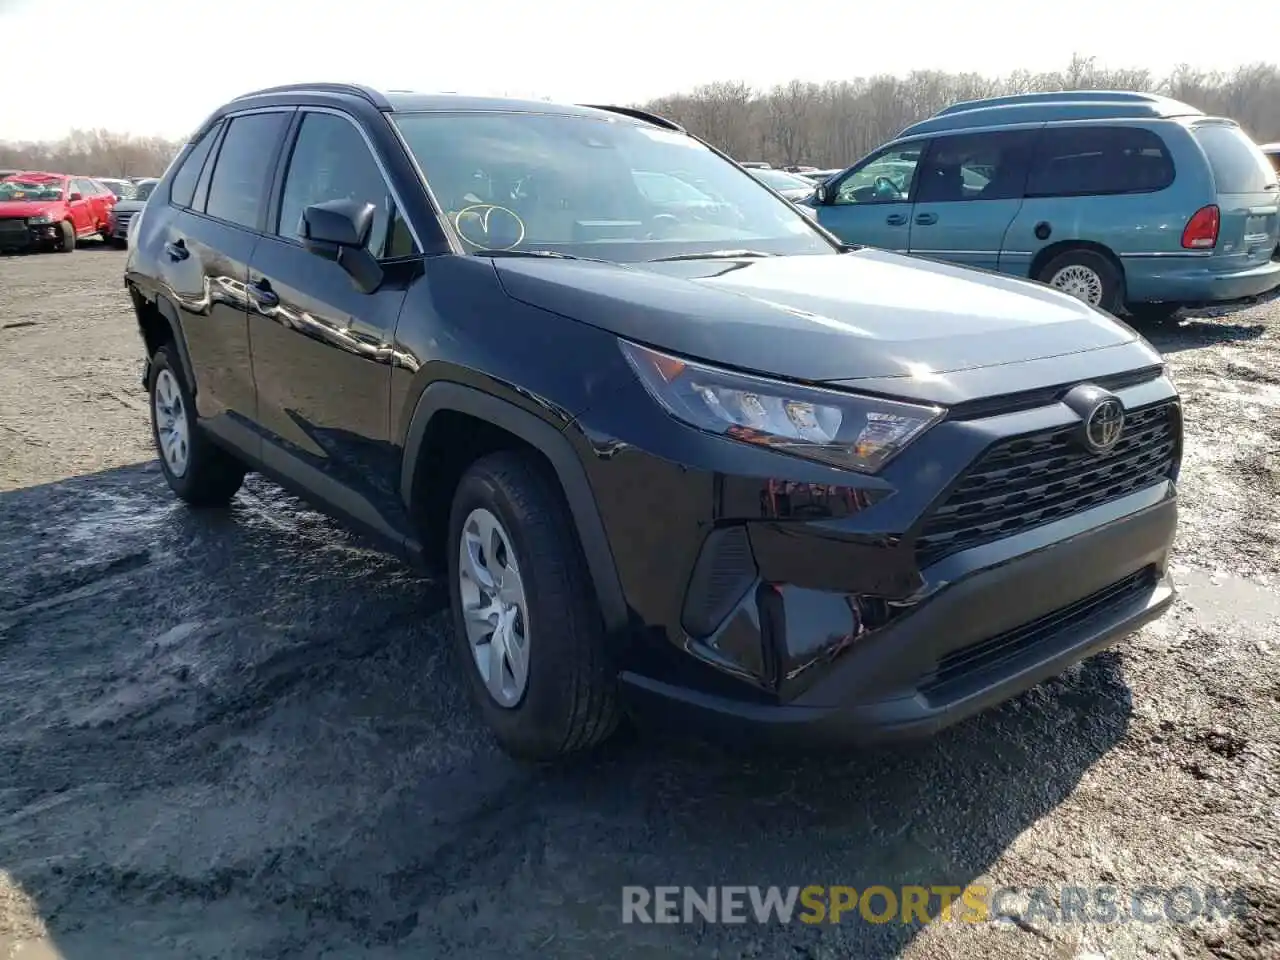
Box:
(492, 247), (1137, 382)
(0, 199), (64, 218)
(110, 199), (147, 214)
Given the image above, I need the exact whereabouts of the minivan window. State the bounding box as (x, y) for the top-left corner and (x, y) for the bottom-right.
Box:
(1026, 126), (1175, 198)
(169, 122), (222, 209)
(1191, 123), (1278, 194)
(836, 145), (925, 204)
(392, 111), (832, 261)
(204, 112), (289, 229)
(916, 131), (1034, 203)
(277, 111), (401, 257)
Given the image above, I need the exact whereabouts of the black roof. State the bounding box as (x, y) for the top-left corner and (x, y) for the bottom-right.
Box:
(228, 83), (682, 130)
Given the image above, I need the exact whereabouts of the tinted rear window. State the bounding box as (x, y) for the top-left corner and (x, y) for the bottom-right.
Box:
(1026, 126), (1174, 198)
(169, 123), (221, 209)
(205, 112), (288, 229)
(1192, 123), (1278, 193)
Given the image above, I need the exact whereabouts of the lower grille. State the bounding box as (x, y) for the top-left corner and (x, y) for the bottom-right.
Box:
(920, 566), (1155, 701)
(916, 401), (1179, 565)
(0, 219), (29, 244)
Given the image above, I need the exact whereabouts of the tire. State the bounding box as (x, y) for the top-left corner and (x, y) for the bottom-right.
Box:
(1038, 248), (1122, 313)
(446, 450), (620, 760)
(1127, 302), (1182, 325)
(148, 345), (246, 506)
(56, 220), (75, 253)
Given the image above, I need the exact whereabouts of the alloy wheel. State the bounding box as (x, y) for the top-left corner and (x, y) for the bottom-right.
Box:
(153, 368), (190, 477)
(458, 507), (530, 708)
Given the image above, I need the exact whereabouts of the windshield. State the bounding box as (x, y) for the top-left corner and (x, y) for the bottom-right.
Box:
(750, 168), (814, 192)
(393, 112), (833, 261)
(0, 179), (64, 201)
(133, 179), (158, 201)
(103, 180), (135, 198)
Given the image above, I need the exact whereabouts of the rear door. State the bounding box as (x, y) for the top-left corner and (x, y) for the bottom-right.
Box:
(813, 141), (927, 251)
(908, 130), (1035, 272)
(162, 110), (292, 448)
(1190, 121), (1280, 269)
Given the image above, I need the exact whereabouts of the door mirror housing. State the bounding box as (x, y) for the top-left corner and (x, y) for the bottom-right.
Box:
(301, 199), (383, 294)
(813, 184), (829, 205)
(68, 191), (83, 202)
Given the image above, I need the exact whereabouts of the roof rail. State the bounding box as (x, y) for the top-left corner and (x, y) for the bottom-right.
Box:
(231, 82), (392, 110)
(580, 104), (685, 132)
(898, 94), (1202, 139)
(933, 89), (1169, 118)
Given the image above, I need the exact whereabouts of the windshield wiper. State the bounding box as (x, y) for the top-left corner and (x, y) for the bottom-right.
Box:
(476, 249), (581, 259)
(650, 249), (777, 262)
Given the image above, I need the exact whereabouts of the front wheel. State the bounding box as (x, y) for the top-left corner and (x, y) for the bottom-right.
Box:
(446, 451), (620, 760)
(56, 220), (76, 253)
(1038, 249), (1122, 313)
(148, 345), (246, 506)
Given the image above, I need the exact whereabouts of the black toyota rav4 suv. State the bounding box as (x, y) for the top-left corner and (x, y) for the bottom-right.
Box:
(125, 83), (1180, 760)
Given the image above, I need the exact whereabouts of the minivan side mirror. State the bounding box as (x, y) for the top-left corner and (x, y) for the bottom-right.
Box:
(301, 198), (383, 294)
(68, 191), (83, 202)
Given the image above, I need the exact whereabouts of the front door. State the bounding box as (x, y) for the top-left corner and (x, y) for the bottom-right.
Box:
(812, 142), (928, 251)
(247, 109), (424, 544)
(68, 179), (95, 235)
(907, 130), (1035, 273)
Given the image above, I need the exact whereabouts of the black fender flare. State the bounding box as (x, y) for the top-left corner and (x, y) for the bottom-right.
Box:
(148, 294), (199, 394)
(400, 381), (628, 633)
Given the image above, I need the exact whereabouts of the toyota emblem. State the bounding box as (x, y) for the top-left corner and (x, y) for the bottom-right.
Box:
(1084, 398), (1125, 453)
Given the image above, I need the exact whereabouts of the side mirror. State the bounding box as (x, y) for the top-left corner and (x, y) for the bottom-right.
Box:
(813, 184), (829, 205)
(68, 191), (83, 202)
(301, 198), (383, 294)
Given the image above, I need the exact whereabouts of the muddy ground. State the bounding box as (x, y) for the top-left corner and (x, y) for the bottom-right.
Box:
(0, 247), (1276, 960)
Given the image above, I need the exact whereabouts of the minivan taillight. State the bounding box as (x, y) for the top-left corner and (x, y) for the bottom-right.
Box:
(1182, 205), (1220, 249)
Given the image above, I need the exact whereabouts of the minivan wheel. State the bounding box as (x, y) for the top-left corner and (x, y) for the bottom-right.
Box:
(148, 345), (246, 506)
(1039, 249), (1121, 312)
(446, 451), (620, 759)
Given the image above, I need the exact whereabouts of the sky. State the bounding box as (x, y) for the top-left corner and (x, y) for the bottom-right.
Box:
(3, 0), (1276, 142)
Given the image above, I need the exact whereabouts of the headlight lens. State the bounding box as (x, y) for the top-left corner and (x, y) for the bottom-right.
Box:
(28, 213), (55, 224)
(620, 341), (943, 473)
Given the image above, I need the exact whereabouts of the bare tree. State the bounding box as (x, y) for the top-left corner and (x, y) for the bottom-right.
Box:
(0, 128), (184, 178)
(637, 57), (1280, 166)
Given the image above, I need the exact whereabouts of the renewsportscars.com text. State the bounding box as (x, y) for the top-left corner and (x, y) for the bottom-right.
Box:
(621, 885), (1248, 925)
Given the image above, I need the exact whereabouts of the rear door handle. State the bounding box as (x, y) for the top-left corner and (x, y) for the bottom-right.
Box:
(885, 213), (908, 226)
(914, 213), (938, 226)
(250, 278), (279, 309)
(164, 239), (189, 261)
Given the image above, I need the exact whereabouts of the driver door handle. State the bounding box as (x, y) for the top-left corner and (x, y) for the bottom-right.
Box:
(885, 213), (908, 226)
(915, 213), (939, 226)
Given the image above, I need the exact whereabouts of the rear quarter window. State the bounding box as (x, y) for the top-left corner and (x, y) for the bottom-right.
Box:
(1026, 126), (1175, 198)
(1191, 123), (1278, 193)
(169, 122), (222, 209)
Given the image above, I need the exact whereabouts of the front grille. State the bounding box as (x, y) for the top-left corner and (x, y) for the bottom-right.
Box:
(920, 566), (1156, 701)
(915, 401), (1179, 566)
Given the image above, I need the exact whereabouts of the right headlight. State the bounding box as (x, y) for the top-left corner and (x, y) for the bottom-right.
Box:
(620, 340), (943, 473)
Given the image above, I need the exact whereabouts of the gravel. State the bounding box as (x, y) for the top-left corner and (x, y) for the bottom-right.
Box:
(0, 247), (1277, 960)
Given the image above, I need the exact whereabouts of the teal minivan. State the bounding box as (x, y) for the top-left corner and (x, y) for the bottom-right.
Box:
(805, 91), (1280, 320)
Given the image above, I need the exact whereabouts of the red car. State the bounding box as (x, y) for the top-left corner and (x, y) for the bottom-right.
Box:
(0, 171), (117, 253)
